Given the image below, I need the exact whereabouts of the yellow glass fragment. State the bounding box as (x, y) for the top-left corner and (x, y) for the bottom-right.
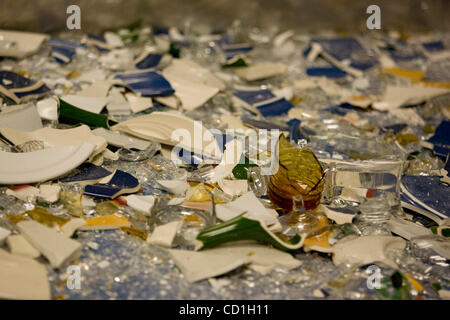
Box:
(384, 68), (424, 81)
(60, 191), (83, 217)
(25, 207), (69, 227)
(120, 226), (147, 241)
(95, 201), (119, 215)
(85, 214), (131, 228)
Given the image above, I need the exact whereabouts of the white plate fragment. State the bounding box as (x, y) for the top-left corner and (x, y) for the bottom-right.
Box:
(61, 94), (108, 114)
(235, 62), (288, 81)
(169, 243), (301, 282)
(6, 234), (40, 258)
(156, 180), (189, 196)
(331, 236), (406, 269)
(0, 249), (51, 300)
(17, 220), (82, 269)
(125, 195), (155, 214)
(147, 220), (181, 247)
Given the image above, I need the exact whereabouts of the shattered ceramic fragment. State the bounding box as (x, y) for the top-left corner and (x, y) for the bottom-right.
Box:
(36, 97), (58, 121)
(84, 170), (140, 199)
(60, 163), (112, 185)
(235, 62), (287, 81)
(92, 127), (151, 151)
(81, 214), (131, 230)
(125, 93), (153, 113)
(1, 125), (107, 159)
(0, 30), (48, 58)
(0, 226), (11, 245)
(387, 217), (432, 240)
(0, 71), (50, 104)
(61, 94), (108, 114)
(233, 89), (293, 117)
(114, 70), (174, 97)
(218, 179), (248, 197)
(0, 143), (96, 184)
(78, 80), (114, 98)
(156, 180), (189, 196)
(17, 220), (82, 269)
(125, 195), (155, 214)
(61, 218), (86, 238)
(0, 103), (43, 131)
(320, 205), (357, 225)
(215, 191), (278, 228)
(6, 185), (40, 202)
(37, 185), (61, 203)
(147, 220), (181, 247)
(6, 234), (40, 258)
(169, 243), (301, 282)
(331, 235), (406, 269)
(111, 112), (221, 158)
(0, 249), (50, 300)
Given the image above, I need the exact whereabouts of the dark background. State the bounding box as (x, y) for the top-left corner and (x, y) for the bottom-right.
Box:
(0, 0), (448, 34)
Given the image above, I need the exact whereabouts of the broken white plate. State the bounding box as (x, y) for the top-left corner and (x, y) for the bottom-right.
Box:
(78, 80), (114, 98)
(373, 85), (450, 111)
(38, 184), (61, 203)
(163, 58), (225, 91)
(1, 125), (107, 159)
(168, 243), (301, 282)
(215, 191), (279, 229)
(218, 179), (248, 197)
(331, 236), (406, 269)
(61, 218), (87, 238)
(0, 226), (11, 245)
(111, 112), (221, 159)
(388, 217), (432, 240)
(320, 205), (356, 225)
(17, 220), (82, 269)
(147, 220), (181, 247)
(36, 97), (58, 121)
(0, 30), (48, 59)
(235, 62), (288, 81)
(0, 249), (51, 300)
(125, 93), (153, 113)
(0, 103), (43, 131)
(6, 234), (40, 258)
(125, 195), (155, 214)
(156, 180), (189, 196)
(61, 94), (108, 114)
(0, 143), (96, 184)
(92, 127), (150, 151)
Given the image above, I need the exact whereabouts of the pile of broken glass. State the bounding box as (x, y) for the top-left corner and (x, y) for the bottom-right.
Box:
(0, 24), (449, 300)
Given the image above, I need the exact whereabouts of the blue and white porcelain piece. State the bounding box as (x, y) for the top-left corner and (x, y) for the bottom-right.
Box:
(49, 38), (84, 64)
(234, 89), (293, 117)
(59, 163), (112, 184)
(134, 52), (163, 69)
(114, 71), (174, 97)
(427, 120), (450, 158)
(304, 38), (378, 71)
(0, 71), (50, 104)
(400, 174), (449, 223)
(84, 170), (140, 199)
(306, 66), (347, 79)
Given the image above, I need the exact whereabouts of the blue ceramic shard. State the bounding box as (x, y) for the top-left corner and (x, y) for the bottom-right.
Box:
(323, 104), (354, 116)
(304, 38), (377, 71)
(86, 33), (110, 52)
(114, 71), (174, 97)
(286, 118), (305, 143)
(256, 97), (293, 117)
(422, 41), (445, 53)
(222, 43), (253, 60)
(241, 114), (290, 131)
(234, 89), (275, 105)
(306, 67), (347, 78)
(427, 120), (450, 158)
(0, 71), (50, 104)
(60, 163), (112, 184)
(400, 175), (449, 223)
(84, 170), (140, 199)
(381, 123), (408, 135)
(49, 39), (84, 64)
(135, 53), (163, 69)
(234, 89), (293, 117)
